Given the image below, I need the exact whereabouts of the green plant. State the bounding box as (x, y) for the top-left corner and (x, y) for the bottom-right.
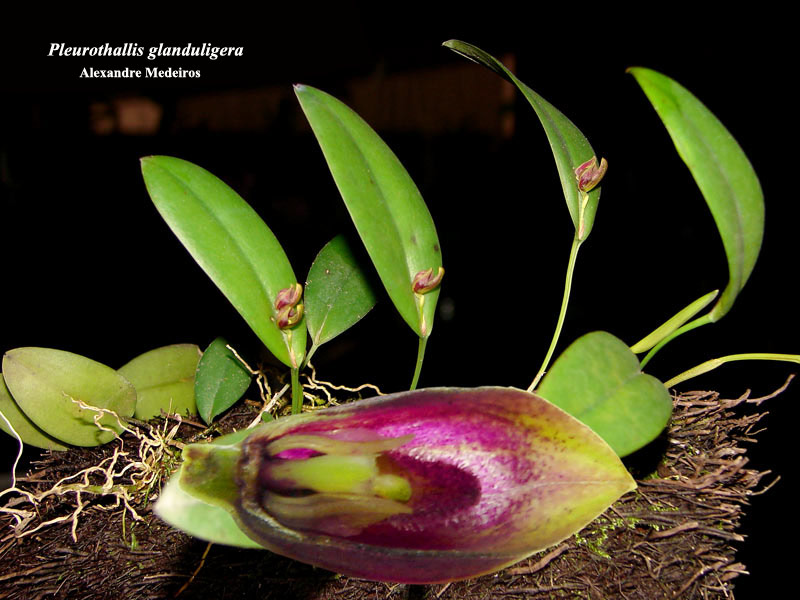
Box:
(1, 40), (796, 584)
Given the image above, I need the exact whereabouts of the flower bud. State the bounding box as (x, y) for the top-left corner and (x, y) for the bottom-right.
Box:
(275, 283), (303, 311)
(412, 267), (444, 294)
(276, 303), (304, 329)
(574, 156), (608, 193)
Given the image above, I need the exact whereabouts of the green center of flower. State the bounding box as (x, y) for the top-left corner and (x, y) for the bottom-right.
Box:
(259, 433), (414, 537)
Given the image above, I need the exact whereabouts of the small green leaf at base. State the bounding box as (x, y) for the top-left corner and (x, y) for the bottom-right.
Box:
(195, 338), (252, 424)
(118, 344), (201, 420)
(538, 332), (672, 457)
(1, 373), (69, 450)
(305, 235), (377, 350)
(2, 348), (136, 447)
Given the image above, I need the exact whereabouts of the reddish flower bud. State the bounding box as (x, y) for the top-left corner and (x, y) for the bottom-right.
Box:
(276, 303), (304, 329)
(412, 267), (444, 294)
(574, 156), (608, 193)
(275, 283), (303, 311)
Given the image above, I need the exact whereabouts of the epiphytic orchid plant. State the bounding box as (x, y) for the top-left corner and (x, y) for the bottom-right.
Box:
(2, 40), (798, 584)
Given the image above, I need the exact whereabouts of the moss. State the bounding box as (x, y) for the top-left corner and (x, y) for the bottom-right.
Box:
(574, 516), (642, 558)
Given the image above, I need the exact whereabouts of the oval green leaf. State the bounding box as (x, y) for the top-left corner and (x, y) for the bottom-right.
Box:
(443, 40), (602, 241)
(629, 68), (764, 321)
(1, 373), (69, 450)
(305, 235), (377, 350)
(294, 85), (442, 338)
(195, 337), (252, 424)
(140, 156), (306, 368)
(118, 344), (201, 420)
(2, 348), (136, 447)
(537, 331), (673, 457)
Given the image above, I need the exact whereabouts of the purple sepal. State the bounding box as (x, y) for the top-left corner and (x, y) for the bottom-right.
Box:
(235, 386), (635, 583)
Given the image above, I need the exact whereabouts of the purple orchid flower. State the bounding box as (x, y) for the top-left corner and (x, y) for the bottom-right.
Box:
(171, 387), (635, 583)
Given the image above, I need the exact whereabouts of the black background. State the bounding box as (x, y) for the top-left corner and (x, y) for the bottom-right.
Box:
(2, 12), (795, 597)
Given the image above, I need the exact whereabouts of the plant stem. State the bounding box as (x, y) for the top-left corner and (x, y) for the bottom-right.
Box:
(300, 343), (318, 371)
(291, 367), (303, 414)
(410, 336), (428, 391)
(664, 353), (800, 388)
(639, 313), (713, 369)
(528, 237), (582, 392)
(629, 289), (719, 355)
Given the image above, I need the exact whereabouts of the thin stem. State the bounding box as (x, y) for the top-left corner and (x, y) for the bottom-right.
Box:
(410, 336), (428, 391)
(629, 289), (719, 355)
(664, 353), (800, 388)
(639, 313), (713, 369)
(290, 367), (303, 414)
(528, 237), (582, 392)
(300, 342), (319, 371)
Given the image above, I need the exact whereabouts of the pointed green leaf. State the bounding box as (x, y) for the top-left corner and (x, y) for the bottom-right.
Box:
(629, 68), (764, 321)
(2, 348), (136, 447)
(195, 337), (252, 424)
(305, 235), (377, 349)
(537, 332), (672, 457)
(140, 156), (306, 368)
(294, 85), (442, 338)
(118, 344), (201, 420)
(444, 40), (602, 240)
(1, 373), (69, 450)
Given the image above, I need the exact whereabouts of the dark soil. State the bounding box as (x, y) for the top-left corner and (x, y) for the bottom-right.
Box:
(0, 382), (786, 600)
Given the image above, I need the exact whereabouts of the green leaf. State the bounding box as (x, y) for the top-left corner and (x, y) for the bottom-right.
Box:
(2, 348), (137, 447)
(537, 332), (672, 457)
(195, 338), (252, 424)
(305, 235), (377, 351)
(1, 373), (69, 450)
(294, 85), (442, 338)
(140, 156), (306, 368)
(443, 40), (602, 240)
(629, 68), (764, 321)
(118, 344), (201, 420)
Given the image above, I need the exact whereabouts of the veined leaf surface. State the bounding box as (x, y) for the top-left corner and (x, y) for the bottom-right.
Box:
(2, 348), (136, 447)
(1, 373), (69, 450)
(629, 68), (764, 321)
(444, 40), (602, 240)
(195, 337), (252, 424)
(305, 235), (377, 349)
(294, 85), (442, 338)
(118, 343), (201, 419)
(538, 332), (673, 457)
(141, 156), (305, 367)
